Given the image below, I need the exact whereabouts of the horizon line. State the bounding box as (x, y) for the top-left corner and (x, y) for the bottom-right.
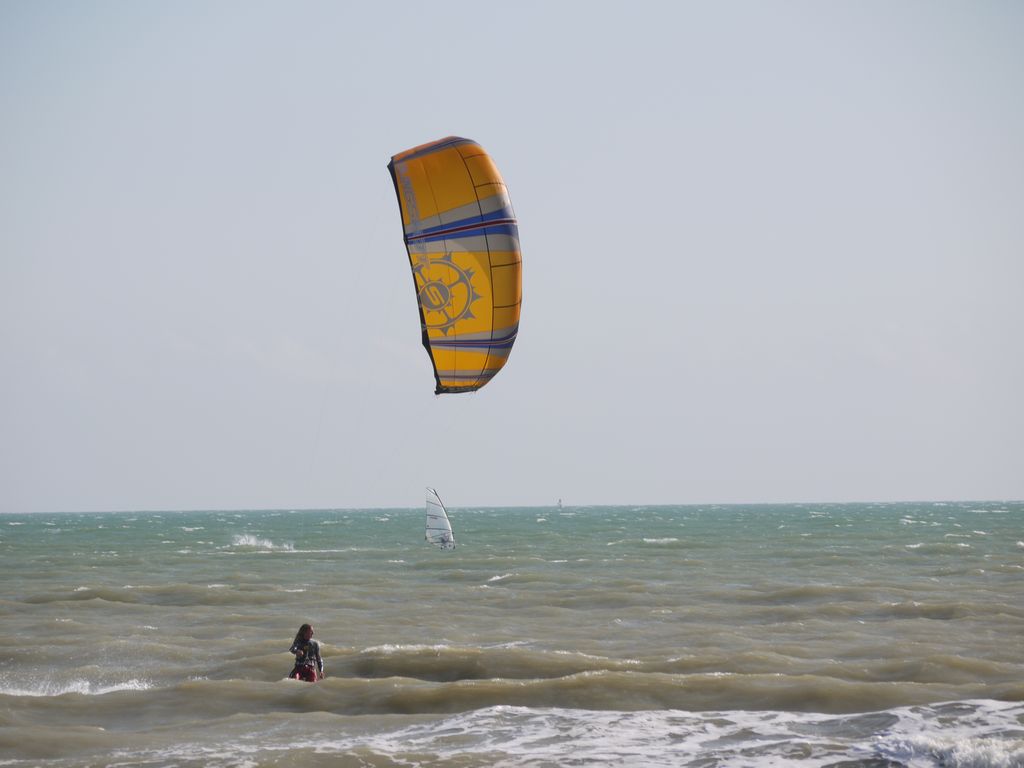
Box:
(2, 498), (1021, 515)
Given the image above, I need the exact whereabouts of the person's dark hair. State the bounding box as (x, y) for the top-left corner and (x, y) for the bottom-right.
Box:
(292, 623), (313, 646)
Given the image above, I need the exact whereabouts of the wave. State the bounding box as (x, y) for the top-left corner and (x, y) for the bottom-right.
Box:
(738, 583), (880, 604)
(355, 700), (1024, 768)
(3, 690), (1019, 768)
(226, 534), (294, 551)
(0, 678), (153, 697)
(338, 670), (995, 717)
(342, 644), (631, 683)
(3, 643), (1016, 712)
(20, 583), (284, 607)
(3, 671), (1019, 721)
(316, 646), (1022, 712)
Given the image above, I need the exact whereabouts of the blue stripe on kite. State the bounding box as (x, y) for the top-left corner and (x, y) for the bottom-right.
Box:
(480, 207), (516, 224)
(436, 336), (517, 348)
(431, 342), (516, 353)
(439, 371), (499, 381)
(408, 222), (519, 244)
(414, 207), (516, 237)
(407, 210), (517, 240)
(430, 332), (519, 351)
(432, 329), (518, 344)
(432, 327), (518, 344)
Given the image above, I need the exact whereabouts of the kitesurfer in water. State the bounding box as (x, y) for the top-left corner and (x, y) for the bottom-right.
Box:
(288, 623), (324, 682)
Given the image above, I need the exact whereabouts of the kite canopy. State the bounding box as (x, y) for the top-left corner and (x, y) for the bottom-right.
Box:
(388, 137), (522, 394)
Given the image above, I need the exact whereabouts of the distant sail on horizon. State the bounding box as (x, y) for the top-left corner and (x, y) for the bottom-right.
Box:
(425, 487), (455, 550)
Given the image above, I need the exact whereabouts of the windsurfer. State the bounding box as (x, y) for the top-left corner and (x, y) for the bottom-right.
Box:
(288, 623), (324, 682)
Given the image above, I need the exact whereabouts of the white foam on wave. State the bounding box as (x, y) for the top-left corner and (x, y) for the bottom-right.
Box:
(227, 534), (294, 551)
(487, 640), (532, 649)
(362, 643), (453, 655)
(0, 678), (153, 697)
(83, 699), (1024, 768)
(246, 699), (1021, 767)
(880, 732), (1024, 768)
(643, 537), (679, 544)
(873, 700), (1024, 768)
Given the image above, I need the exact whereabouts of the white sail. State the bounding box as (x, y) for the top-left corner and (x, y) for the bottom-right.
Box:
(425, 487), (455, 550)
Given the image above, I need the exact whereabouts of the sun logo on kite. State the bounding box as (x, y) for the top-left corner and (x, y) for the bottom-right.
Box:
(414, 253), (482, 335)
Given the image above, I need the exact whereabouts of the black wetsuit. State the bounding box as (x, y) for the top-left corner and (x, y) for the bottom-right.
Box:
(289, 638), (323, 681)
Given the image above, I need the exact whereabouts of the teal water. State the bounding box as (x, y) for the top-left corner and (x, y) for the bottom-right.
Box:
(1, 502), (1022, 766)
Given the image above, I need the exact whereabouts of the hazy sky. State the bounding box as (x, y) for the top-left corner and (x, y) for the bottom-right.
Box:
(2, 1), (1022, 513)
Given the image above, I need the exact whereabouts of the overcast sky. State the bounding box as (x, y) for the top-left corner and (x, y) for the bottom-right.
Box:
(2, 1), (1021, 513)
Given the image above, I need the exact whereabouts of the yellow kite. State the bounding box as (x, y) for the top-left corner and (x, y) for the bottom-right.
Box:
(388, 137), (522, 394)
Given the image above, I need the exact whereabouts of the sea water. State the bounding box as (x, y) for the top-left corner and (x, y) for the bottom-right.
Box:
(1, 502), (1021, 767)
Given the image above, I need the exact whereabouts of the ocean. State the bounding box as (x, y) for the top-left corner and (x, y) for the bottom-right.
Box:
(1, 501), (1021, 767)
